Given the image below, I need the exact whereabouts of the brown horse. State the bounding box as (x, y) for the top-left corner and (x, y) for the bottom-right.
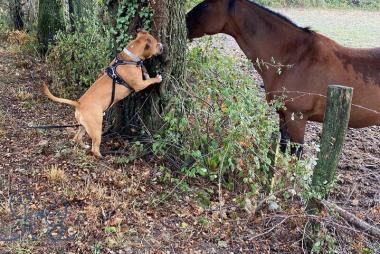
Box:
(186, 0), (380, 156)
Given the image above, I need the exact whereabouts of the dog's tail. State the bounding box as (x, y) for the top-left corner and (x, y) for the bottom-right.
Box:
(43, 84), (79, 108)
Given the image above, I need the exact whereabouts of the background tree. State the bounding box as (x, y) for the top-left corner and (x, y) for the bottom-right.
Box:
(104, 0), (118, 55)
(37, 0), (65, 54)
(8, 0), (24, 30)
(67, 0), (95, 31)
(107, 0), (187, 139)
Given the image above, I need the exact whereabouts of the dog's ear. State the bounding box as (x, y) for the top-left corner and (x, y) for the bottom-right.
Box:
(145, 38), (152, 50)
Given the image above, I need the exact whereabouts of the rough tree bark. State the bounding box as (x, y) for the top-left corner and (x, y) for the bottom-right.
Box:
(106, 0), (119, 56)
(23, 0), (39, 29)
(67, 0), (75, 31)
(37, 0), (65, 54)
(107, 0), (187, 139)
(8, 0), (24, 30)
(67, 0), (93, 29)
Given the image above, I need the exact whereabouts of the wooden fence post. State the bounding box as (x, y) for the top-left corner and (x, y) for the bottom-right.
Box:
(309, 85), (353, 209)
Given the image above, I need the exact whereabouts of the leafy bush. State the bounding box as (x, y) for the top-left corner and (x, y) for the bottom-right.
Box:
(152, 42), (282, 192)
(0, 7), (10, 40)
(112, 0), (153, 51)
(47, 14), (112, 96)
(349, 0), (380, 9)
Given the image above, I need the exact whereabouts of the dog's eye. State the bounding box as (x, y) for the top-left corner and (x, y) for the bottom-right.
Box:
(145, 38), (152, 50)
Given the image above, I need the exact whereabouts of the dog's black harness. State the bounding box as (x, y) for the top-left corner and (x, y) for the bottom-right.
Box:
(105, 53), (144, 109)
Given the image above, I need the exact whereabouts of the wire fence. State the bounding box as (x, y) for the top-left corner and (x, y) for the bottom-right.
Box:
(266, 89), (380, 117)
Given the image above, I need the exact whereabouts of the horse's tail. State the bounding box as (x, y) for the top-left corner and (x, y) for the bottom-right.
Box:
(43, 83), (79, 108)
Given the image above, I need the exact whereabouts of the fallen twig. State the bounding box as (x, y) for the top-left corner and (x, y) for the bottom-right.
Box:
(321, 200), (380, 239)
(248, 215), (296, 240)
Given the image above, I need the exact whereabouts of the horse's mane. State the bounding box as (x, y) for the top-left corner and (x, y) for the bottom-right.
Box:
(230, 0), (314, 34)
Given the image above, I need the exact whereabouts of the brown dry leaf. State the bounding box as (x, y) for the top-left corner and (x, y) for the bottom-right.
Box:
(355, 211), (365, 220)
(109, 216), (123, 226)
(189, 201), (204, 216)
(238, 141), (250, 148)
(175, 207), (192, 218)
(211, 211), (220, 221)
(371, 204), (380, 214)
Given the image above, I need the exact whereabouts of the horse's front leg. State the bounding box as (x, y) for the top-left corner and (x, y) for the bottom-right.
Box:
(279, 113), (290, 153)
(281, 112), (307, 159)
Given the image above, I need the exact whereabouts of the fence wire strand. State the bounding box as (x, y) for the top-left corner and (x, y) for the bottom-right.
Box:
(266, 89), (380, 117)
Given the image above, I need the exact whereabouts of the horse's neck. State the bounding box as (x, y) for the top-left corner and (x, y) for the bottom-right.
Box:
(226, 3), (310, 83)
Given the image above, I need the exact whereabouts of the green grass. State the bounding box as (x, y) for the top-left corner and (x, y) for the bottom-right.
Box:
(278, 8), (380, 47)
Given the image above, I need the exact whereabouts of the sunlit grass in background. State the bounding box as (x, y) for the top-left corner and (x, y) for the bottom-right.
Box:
(278, 8), (380, 48)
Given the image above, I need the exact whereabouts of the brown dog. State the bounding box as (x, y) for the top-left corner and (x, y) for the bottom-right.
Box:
(43, 31), (163, 158)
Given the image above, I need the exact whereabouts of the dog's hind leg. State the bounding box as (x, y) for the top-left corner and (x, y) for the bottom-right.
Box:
(73, 126), (88, 149)
(81, 114), (103, 158)
(89, 126), (103, 158)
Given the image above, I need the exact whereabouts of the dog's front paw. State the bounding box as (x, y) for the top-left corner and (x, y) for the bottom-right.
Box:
(156, 74), (163, 83)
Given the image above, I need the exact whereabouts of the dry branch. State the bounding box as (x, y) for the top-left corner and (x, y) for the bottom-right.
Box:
(321, 200), (380, 239)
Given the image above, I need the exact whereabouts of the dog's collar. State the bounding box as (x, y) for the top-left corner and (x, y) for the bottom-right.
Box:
(123, 48), (142, 62)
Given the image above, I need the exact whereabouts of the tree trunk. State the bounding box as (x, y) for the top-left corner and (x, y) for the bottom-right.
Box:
(107, 0), (187, 139)
(9, 0), (24, 30)
(68, 0), (93, 26)
(23, 0), (39, 30)
(37, 0), (65, 54)
(105, 0), (119, 56)
(67, 0), (75, 31)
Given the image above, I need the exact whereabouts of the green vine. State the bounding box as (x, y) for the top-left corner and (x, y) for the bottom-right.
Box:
(112, 0), (153, 50)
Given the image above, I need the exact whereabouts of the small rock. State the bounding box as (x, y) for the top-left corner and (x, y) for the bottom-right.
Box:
(268, 201), (280, 211)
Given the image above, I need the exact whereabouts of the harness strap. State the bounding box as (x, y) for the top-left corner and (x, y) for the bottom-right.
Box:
(105, 56), (145, 110)
(109, 78), (116, 109)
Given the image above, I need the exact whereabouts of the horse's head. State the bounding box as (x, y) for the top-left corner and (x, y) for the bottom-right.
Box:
(186, 0), (234, 39)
